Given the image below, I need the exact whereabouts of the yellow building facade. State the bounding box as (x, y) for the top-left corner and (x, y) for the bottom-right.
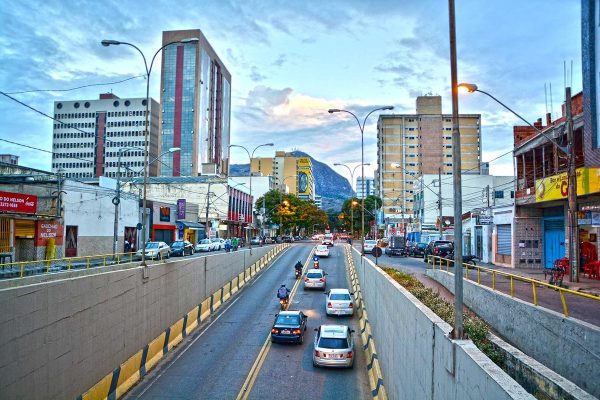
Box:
(250, 151), (315, 200)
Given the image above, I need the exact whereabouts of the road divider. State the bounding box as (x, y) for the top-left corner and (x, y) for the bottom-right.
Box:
(79, 244), (290, 400)
(345, 245), (387, 400)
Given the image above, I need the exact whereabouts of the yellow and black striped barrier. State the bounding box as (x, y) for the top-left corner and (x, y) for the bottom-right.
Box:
(345, 245), (387, 400)
(78, 244), (289, 400)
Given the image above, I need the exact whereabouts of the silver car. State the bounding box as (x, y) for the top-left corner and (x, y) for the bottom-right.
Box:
(303, 268), (327, 290)
(136, 241), (170, 260)
(325, 289), (354, 316)
(312, 324), (355, 368)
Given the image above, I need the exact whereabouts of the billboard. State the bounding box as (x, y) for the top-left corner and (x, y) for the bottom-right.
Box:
(0, 191), (37, 214)
(297, 157), (313, 198)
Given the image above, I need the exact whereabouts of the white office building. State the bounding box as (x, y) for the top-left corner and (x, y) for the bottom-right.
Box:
(52, 93), (160, 179)
(356, 177), (374, 199)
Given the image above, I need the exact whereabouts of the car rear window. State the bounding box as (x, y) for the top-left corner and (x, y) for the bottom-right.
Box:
(330, 293), (351, 301)
(307, 272), (323, 278)
(417, 243), (427, 248)
(275, 315), (300, 325)
(318, 337), (349, 349)
(317, 246), (328, 250)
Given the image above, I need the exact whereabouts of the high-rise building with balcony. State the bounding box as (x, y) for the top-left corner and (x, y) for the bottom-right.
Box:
(51, 93), (160, 179)
(356, 177), (374, 199)
(377, 95), (481, 223)
(159, 29), (231, 177)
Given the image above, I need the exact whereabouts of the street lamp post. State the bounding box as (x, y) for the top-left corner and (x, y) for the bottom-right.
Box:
(229, 143), (274, 251)
(458, 82), (577, 283)
(329, 106), (394, 255)
(102, 37), (199, 270)
(334, 163), (369, 239)
(112, 147), (180, 258)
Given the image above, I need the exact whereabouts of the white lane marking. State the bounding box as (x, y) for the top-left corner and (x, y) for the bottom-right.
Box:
(135, 296), (241, 398)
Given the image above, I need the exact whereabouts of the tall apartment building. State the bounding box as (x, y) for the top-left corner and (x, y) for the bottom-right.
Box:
(51, 93), (160, 179)
(159, 29), (231, 177)
(250, 151), (315, 200)
(356, 177), (374, 199)
(377, 95), (481, 222)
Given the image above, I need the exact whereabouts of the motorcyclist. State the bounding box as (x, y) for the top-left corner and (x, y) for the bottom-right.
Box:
(277, 284), (290, 301)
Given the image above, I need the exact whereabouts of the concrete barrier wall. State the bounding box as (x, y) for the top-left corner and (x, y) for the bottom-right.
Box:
(351, 248), (532, 400)
(0, 246), (284, 399)
(426, 268), (600, 398)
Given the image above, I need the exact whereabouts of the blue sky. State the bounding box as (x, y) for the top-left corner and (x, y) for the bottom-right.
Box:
(0, 0), (581, 185)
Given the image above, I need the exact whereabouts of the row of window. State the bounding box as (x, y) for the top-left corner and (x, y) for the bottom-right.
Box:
(105, 161), (144, 168)
(53, 162), (92, 169)
(54, 122), (95, 130)
(106, 130), (145, 138)
(55, 100), (147, 112)
(106, 141), (145, 148)
(53, 132), (94, 139)
(105, 151), (145, 158)
(60, 172), (94, 178)
(52, 152), (94, 160)
(107, 120), (147, 128)
(54, 142), (93, 149)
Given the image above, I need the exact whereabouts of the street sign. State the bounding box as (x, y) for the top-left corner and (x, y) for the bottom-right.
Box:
(372, 247), (382, 258)
(479, 215), (493, 225)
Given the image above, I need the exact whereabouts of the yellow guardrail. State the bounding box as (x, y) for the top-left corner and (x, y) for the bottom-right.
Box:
(0, 251), (165, 279)
(426, 255), (600, 318)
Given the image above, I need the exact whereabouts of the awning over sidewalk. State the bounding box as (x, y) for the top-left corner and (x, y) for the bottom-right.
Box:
(176, 220), (205, 230)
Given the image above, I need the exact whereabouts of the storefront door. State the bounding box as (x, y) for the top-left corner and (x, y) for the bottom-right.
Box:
(543, 219), (565, 268)
(65, 225), (78, 257)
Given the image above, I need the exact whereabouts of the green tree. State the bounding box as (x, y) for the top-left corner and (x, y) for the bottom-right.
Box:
(255, 190), (327, 235)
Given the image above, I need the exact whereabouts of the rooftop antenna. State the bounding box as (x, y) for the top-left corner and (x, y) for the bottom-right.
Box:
(550, 82), (554, 120)
(544, 83), (548, 115)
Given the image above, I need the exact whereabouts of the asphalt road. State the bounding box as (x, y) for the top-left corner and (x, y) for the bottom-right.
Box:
(124, 242), (370, 400)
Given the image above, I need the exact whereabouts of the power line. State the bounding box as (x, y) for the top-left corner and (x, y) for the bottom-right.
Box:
(3, 75), (145, 95)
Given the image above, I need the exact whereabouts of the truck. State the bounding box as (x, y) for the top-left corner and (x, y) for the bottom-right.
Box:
(384, 236), (407, 257)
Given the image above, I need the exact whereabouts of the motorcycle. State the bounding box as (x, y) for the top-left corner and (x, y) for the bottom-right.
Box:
(279, 296), (289, 310)
(313, 260), (320, 269)
(295, 269), (302, 279)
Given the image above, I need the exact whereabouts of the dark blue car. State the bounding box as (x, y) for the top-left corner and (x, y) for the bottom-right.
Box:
(271, 310), (308, 344)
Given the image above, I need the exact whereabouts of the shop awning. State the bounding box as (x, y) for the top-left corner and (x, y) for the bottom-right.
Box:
(176, 220), (205, 230)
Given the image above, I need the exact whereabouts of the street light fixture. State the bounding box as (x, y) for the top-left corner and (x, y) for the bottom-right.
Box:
(334, 163), (370, 239)
(458, 82), (577, 282)
(229, 143), (274, 251)
(101, 37), (199, 270)
(328, 106), (394, 255)
(112, 147), (180, 258)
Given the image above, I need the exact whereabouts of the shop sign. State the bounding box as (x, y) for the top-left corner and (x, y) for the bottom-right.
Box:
(35, 221), (63, 246)
(177, 199), (186, 219)
(535, 167), (600, 202)
(478, 215), (493, 225)
(159, 206), (171, 222)
(0, 191), (37, 214)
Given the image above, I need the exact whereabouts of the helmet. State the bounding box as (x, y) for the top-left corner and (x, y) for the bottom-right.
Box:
(281, 284), (286, 287)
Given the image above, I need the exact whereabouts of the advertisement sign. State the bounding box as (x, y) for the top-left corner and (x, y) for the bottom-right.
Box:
(0, 191), (37, 214)
(478, 215), (493, 225)
(159, 206), (171, 222)
(535, 167), (600, 202)
(177, 199), (186, 219)
(297, 157), (313, 197)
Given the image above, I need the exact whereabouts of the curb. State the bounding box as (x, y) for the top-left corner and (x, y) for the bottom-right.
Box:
(345, 245), (387, 400)
(78, 244), (290, 400)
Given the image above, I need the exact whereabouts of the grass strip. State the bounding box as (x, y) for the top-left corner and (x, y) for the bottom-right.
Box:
(383, 268), (504, 365)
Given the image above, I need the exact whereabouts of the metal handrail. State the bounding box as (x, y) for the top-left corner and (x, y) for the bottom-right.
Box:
(426, 255), (600, 318)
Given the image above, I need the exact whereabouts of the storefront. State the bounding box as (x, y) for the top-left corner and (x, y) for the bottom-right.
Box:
(577, 199), (600, 269)
(176, 220), (205, 243)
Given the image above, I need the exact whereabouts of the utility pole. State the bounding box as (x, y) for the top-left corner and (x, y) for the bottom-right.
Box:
(205, 182), (211, 240)
(448, 0), (464, 339)
(566, 87), (579, 282)
(486, 185), (490, 208)
(438, 167), (443, 238)
(113, 152), (122, 257)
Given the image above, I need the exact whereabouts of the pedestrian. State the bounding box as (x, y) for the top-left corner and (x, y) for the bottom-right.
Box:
(232, 237), (239, 251)
(225, 238), (232, 252)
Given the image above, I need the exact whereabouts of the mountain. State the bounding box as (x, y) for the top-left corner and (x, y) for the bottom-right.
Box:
(229, 151), (353, 211)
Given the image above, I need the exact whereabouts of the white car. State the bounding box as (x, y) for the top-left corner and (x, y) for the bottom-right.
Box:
(211, 238), (225, 251)
(325, 289), (354, 316)
(312, 324), (355, 368)
(304, 269), (327, 290)
(195, 239), (212, 252)
(363, 240), (378, 253)
(315, 245), (330, 258)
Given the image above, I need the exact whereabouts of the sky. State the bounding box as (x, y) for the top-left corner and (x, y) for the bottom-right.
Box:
(0, 0), (582, 187)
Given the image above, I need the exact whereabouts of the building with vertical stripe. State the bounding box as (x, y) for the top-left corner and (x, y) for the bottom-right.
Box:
(159, 29), (231, 177)
(51, 93), (160, 179)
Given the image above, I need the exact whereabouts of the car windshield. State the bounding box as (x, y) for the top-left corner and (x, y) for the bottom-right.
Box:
(365, 240), (377, 245)
(307, 272), (323, 278)
(145, 243), (159, 249)
(329, 293), (351, 301)
(318, 337), (349, 349)
(200, 239), (211, 244)
(418, 243), (427, 249)
(275, 315), (300, 326)
(211, 238), (220, 242)
(173, 242), (184, 248)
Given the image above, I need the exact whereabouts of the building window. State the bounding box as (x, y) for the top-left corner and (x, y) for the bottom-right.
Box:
(494, 190), (504, 199)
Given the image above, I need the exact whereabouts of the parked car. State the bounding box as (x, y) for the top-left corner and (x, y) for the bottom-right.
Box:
(250, 236), (261, 245)
(325, 289), (354, 316)
(409, 242), (427, 257)
(265, 237), (273, 244)
(136, 241), (170, 260)
(312, 324), (355, 368)
(384, 236), (407, 257)
(315, 244), (330, 258)
(195, 239), (213, 252)
(211, 238), (225, 251)
(282, 236), (294, 243)
(170, 240), (194, 256)
(363, 239), (378, 253)
(270, 310), (308, 344)
(304, 269), (327, 290)
(423, 240), (454, 262)
(294, 236), (302, 242)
